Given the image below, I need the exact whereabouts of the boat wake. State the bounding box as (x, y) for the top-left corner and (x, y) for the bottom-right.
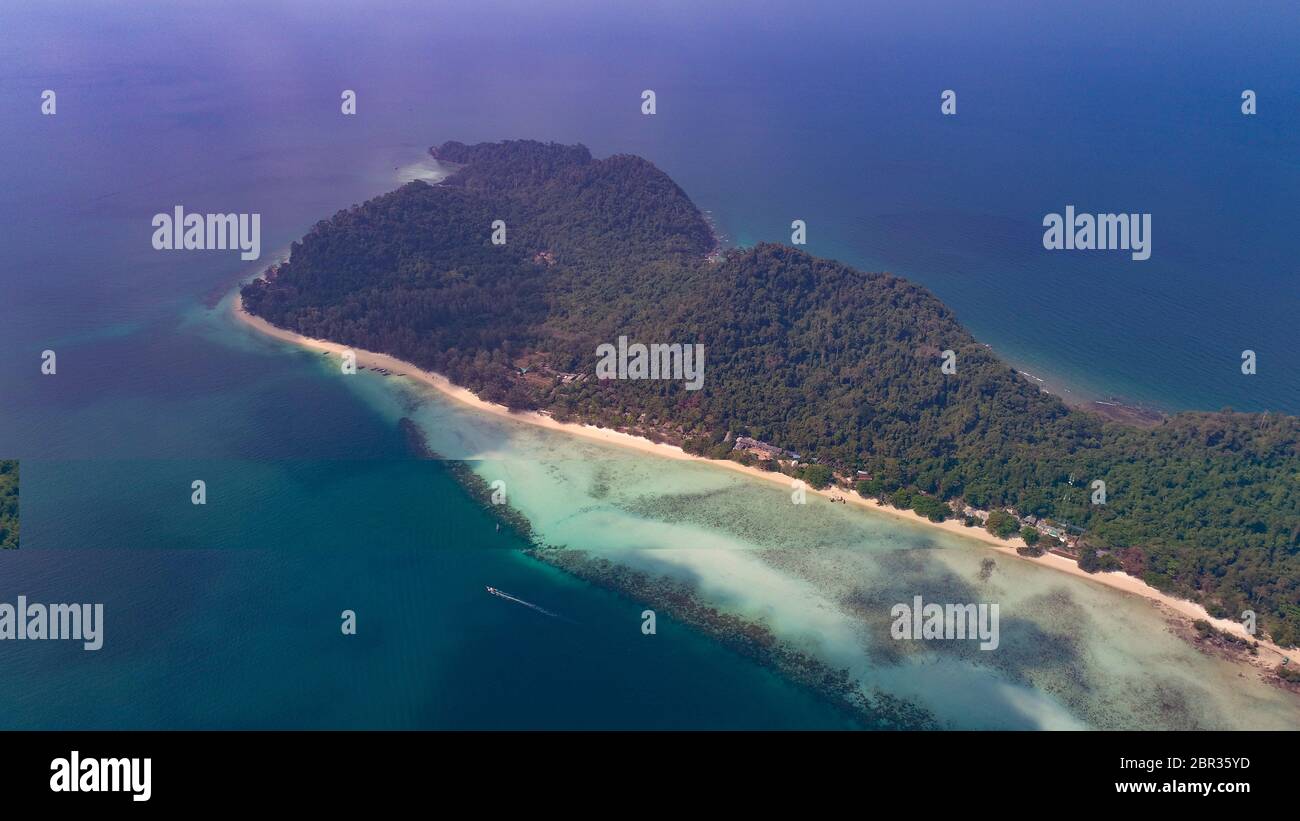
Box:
(485, 586), (575, 623)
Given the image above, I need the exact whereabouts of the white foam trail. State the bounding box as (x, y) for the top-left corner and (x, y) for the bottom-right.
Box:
(487, 588), (573, 622)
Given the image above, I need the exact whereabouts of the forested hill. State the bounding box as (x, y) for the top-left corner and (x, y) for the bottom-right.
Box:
(241, 139), (1300, 646)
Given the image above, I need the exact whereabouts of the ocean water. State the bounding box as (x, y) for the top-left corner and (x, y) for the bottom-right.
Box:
(1, 1), (1298, 728)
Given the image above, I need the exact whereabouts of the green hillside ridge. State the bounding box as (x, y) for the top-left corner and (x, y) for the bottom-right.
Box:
(241, 140), (1300, 646)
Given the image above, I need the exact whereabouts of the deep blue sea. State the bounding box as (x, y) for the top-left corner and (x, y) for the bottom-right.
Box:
(1, 0), (1297, 728)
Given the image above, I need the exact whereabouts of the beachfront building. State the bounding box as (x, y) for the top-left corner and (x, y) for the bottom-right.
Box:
(733, 436), (789, 461)
(1038, 524), (1066, 540)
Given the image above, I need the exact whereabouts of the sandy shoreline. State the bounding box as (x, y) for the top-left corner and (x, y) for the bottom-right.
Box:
(230, 292), (1300, 669)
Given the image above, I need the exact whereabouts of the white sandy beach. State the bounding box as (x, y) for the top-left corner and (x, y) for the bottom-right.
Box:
(231, 292), (1300, 669)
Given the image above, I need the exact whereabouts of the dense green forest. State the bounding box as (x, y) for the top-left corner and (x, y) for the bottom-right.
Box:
(0, 460), (17, 549)
(243, 140), (1300, 646)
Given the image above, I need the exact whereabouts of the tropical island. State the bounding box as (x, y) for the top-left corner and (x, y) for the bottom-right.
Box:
(240, 139), (1300, 651)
